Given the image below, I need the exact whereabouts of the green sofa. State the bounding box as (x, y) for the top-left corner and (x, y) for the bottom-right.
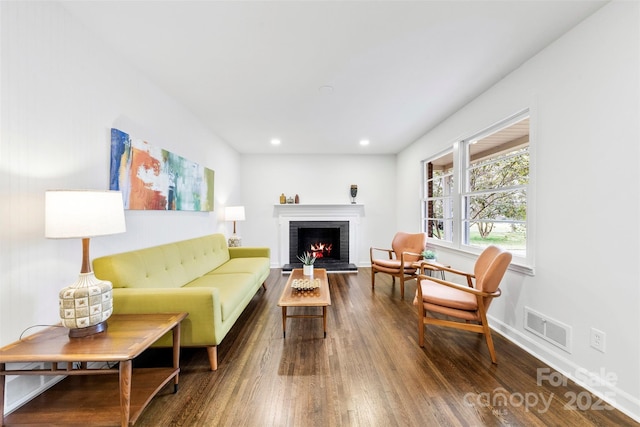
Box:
(92, 234), (270, 370)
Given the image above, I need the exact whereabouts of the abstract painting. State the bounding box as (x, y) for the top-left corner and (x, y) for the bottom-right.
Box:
(109, 128), (214, 211)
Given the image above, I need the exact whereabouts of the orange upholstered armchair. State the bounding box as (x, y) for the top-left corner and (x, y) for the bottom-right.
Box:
(414, 245), (512, 364)
(370, 232), (427, 299)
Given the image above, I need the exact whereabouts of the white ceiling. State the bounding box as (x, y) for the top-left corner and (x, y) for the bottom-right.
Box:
(61, 1), (606, 155)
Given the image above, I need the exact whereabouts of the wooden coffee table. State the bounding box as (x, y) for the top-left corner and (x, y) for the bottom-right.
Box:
(278, 268), (331, 338)
(0, 312), (187, 427)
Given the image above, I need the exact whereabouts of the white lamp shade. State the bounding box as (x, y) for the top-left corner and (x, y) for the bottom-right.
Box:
(45, 190), (126, 238)
(225, 206), (245, 222)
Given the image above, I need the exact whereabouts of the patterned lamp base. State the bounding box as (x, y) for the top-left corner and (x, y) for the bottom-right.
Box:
(228, 234), (242, 247)
(59, 272), (113, 338)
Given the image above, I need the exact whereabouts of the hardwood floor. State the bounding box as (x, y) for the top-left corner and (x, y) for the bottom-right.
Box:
(133, 269), (636, 426)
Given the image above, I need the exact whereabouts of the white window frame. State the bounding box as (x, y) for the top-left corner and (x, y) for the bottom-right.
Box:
(421, 147), (455, 245)
(421, 109), (535, 275)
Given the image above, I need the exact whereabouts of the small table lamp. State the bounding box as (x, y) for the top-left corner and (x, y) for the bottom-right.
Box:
(45, 190), (126, 337)
(225, 206), (245, 247)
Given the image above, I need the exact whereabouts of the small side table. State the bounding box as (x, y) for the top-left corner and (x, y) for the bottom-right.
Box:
(414, 260), (450, 280)
(0, 312), (188, 427)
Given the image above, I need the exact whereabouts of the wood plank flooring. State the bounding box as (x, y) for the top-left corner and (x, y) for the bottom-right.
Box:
(132, 269), (637, 426)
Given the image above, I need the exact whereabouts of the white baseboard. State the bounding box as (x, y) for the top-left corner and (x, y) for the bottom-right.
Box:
(489, 315), (640, 423)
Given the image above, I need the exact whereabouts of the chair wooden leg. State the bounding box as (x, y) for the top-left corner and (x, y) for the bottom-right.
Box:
(483, 325), (497, 364)
(478, 310), (497, 364)
(418, 308), (425, 347)
(400, 275), (405, 299)
(371, 269), (376, 289)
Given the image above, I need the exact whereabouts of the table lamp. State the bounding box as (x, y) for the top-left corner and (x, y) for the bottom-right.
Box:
(225, 206), (245, 247)
(45, 190), (126, 337)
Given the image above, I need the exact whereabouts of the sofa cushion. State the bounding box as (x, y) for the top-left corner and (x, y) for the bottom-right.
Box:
(207, 257), (270, 282)
(184, 273), (256, 321)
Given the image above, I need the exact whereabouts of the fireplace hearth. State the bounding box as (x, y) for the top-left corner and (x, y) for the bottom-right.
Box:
(284, 220), (357, 272)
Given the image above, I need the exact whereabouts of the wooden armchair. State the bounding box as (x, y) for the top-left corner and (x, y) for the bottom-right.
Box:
(414, 245), (512, 364)
(370, 232), (427, 299)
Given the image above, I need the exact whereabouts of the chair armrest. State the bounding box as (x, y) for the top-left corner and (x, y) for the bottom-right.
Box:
(401, 251), (423, 260)
(370, 247), (394, 260)
(400, 251), (423, 272)
(417, 274), (501, 298)
(436, 265), (475, 278)
(429, 265), (476, 287)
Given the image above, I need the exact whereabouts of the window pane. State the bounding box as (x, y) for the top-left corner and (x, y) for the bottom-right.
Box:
(429, 170), (454, 197)
(469, 149), (529, 192)
(429, 219), (453, 241)
(423, 150), (454, 243)
(429, 198), (454, 220)
(465, 221), (527, 255)
(464, 189), (527, 222)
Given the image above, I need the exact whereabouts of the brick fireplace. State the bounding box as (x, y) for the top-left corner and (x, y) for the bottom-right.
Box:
(288, 220), (352, 271)
(274, 204), (363, 272)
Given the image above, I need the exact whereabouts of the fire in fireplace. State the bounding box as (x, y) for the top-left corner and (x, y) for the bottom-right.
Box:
(298, 226), (340, 261)
(309, 242), (332, 258)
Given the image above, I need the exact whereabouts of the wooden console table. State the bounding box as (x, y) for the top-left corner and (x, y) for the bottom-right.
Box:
(0, 312), (188, 426)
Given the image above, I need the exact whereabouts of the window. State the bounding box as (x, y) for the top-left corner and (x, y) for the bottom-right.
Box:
(421, 111), (532, 270)
(422, 150), (454, 243)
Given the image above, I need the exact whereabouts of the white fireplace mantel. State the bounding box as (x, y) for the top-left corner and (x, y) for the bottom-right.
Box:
(274, 203), (364, 217)
(274, 204), (365, 267)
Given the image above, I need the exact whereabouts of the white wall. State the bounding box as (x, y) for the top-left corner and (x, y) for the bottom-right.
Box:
(240, 154), (397, 267)
(3, 0), (639, 422)
(0, 1), (241, 410)
(397, 1), (640, 420)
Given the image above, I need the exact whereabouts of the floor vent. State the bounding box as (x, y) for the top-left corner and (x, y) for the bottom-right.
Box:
(524, 307), (572, 353)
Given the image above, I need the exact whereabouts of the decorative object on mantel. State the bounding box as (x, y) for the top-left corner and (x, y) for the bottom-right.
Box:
(280, 193), (286, 204)
(350, 184), (358, 204)
(287, 197), (294, 204)
(225, 206), (245, 247)
(297, 251), (317, 276)
(295, 194), (299, 204)
(110, 128), (214, 211)
(45, 190), (126, 338)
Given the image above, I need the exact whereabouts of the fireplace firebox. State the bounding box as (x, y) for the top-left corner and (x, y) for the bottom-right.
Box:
(285, 220), (357, 272)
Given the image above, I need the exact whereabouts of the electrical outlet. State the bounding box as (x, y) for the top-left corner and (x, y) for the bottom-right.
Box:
(590, 328), (606, 353)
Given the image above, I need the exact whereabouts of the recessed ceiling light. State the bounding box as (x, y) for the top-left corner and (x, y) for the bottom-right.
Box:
(359, 139), (370, 146)
(270, 139), (281, 146)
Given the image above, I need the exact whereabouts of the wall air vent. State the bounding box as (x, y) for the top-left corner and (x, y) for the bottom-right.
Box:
(524, 307), (572, 353)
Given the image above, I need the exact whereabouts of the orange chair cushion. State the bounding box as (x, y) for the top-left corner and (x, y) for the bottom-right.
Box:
(417, 279), (478, 311)
(373, 259), (416, 272)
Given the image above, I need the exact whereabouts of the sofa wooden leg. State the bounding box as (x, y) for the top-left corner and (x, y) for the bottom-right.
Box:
(207, 346), (218, 371)
(262, 282), (267, 290)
